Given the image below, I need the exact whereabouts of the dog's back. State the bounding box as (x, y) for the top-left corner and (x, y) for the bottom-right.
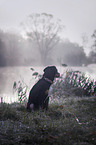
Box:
(27, 78), (51, 110)
(27, 66), (60, 111)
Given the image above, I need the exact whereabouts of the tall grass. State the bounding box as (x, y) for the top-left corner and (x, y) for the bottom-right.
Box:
(51, 70), (96, 98)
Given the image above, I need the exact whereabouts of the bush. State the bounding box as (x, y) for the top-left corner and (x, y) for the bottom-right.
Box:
(51, 70), (96, 97)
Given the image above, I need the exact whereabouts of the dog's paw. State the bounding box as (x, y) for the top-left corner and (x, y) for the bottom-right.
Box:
(30, 104), (34, 112)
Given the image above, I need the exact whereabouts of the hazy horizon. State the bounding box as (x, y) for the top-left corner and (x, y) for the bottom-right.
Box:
(0, 0), (96, 55)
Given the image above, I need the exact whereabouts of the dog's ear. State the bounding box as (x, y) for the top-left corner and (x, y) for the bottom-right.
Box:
(43, 66), (60, 81)
(43, 66), (57, 72)
(43, 66), (49, 72)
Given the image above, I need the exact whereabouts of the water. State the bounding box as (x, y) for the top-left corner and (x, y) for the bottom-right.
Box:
(0, 64), (96, 103)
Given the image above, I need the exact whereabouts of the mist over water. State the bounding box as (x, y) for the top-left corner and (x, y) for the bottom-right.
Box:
(0, 65), (96, 103)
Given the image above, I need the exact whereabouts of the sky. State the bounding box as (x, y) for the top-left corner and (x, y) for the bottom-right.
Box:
(0, 0), (96, 54)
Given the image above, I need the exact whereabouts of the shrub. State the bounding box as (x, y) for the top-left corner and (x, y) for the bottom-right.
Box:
(51, 70), (96, 97)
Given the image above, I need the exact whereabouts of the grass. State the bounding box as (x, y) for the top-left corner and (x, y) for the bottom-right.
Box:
(0, 70), (96, 144)
(0, 96), (96, 145)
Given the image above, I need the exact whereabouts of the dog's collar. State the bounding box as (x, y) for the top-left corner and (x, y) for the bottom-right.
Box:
(44, 77), (53, 84)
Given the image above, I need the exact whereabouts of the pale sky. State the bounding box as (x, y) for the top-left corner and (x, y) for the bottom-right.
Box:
(0, 0), (96, 53)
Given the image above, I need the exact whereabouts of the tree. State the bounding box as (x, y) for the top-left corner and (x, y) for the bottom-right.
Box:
(4, 33), (23, 66)
(0, 39), (6, 66)
(92, 29), (96, 51)
(89, 51), (96, 63)
(88, 30), (96, 63)
(21, 13), (64, 65)
(56, 41), (87, 66)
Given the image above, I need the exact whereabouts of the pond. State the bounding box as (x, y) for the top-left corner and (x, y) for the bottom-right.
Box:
(0, 64), (96, 103)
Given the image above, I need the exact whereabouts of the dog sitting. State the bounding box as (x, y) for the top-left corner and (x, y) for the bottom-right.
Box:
(27, 66), (60, 111)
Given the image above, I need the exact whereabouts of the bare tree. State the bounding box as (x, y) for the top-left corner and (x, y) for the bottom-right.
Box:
(81, 33), (88, 48)
(92, 29), (96, 52)
(21, 13), (64, 65)
(0, 39), (6, 66)
(88, 30), (96, 63)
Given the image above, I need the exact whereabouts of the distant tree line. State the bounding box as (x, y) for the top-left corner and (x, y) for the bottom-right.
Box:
(0, 13), (96, 66)
(88, 30), (96, 63)
(0, 29), (96, 67)
(55, 40), (87, 66)
(0, 30), (37, 66)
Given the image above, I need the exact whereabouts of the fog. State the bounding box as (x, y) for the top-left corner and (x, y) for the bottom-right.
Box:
(0, 0), (96, 66)
(0, 29), (88, 66)
(0, 0), (96, 47)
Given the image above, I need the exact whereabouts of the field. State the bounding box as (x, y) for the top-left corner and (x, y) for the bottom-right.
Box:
(0, 96), (96, 145)
(0, 65), (96, 144)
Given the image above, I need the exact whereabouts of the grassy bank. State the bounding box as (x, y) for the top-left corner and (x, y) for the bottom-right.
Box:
(0, 96), (96, 145)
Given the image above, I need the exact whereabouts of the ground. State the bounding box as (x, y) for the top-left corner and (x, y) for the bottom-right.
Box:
(0, 96), (96, 145)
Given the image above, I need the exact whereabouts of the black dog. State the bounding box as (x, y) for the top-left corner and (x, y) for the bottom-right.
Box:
(27, 66), (60, 111)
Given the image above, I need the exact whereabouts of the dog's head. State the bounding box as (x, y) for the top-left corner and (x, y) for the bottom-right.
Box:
(43, 66), (60, 81)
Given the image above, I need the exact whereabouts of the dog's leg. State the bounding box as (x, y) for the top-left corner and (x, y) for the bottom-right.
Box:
(43, 97), (49, 110)
(30, 104), (34, 112)
(42, 90), (49, 110)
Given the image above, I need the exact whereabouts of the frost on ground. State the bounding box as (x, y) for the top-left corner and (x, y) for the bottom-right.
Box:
(0, 68), (96, 144)
(0, 95), (96, 144)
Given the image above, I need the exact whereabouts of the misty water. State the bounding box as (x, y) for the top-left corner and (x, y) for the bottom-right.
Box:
(0, 64), (96, 103)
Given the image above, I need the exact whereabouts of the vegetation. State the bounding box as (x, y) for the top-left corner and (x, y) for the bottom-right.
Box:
(0, 96), (96, 145)
(0, 71), (96, 145)
(0, 17), (96, 66)
(92, 30), (96, 51)
(52, 70), (96, 97)
(21, 13), (64, 65)
(88, 29), (96, 64)
(56, 41), (87, 66)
